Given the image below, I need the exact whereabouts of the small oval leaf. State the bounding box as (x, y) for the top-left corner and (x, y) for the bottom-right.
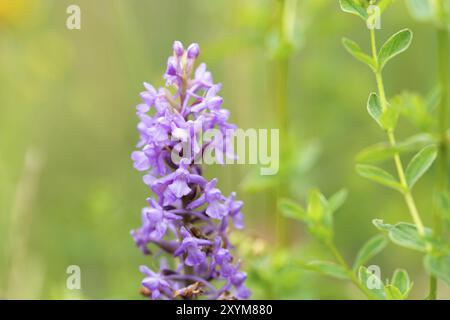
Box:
(307, 189), (326, 222)
(373, 220), (431, 252)
(405, 145), (437, 189)
(339, 0), (368, 20)
(356, 134), (435, 164)
(279, 199), (309, 223)
(327, 189), (348, 215)
(391, 269), (413, 297)
(378, 29), (413, 70)
(342, 38), (376, 70)
(367, 92), (383, 127)
(390, 223), (429, 252)
(356, 164), (405, 192)
(300, 260), (350, 280)
(353, 234), (388, 270)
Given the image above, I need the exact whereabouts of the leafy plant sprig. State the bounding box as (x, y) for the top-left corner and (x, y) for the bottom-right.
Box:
(279, 189), (413, 299)
(340, 0), (450, 299)
(405, 0), (450, 299)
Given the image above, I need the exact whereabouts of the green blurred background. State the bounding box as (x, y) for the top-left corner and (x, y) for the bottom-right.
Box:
(0, 0), (449, 299)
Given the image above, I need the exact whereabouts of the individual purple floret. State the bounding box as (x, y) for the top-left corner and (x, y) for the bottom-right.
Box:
(131, 41), (250, 300)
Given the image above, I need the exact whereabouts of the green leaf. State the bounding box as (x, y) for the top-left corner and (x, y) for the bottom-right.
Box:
(391, 269), (413, 298)
(356, 142), (397, 164)
(320, 189), (348, 232)
(358, 266), (386, 299)
(405, 145), (437, 189)
(307, 189), (326, 222)
(353, 234), (388, 270)
(279, 199), (309, 223)
(424, 253), (450, 284)
(388, 223), (427, 251)
(305, 189), (334, 241)
(342, 38), (375, 70)
(378, 29), (413, 70)
(355, 133), (435, 164)
(327, 189), (348, 215)
(339, 0), (368, 20)
(373, 220), (430, 252)
(366, 92), (399, 131)
(300, 260), (349, 280)
(356, 164), (405, 192)
(367, 92), (383, 127)
(384, 285), (404, 300)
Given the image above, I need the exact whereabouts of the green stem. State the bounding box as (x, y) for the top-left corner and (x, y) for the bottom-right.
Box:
(369, 28), (426, 237)
(428, 277), (437, 300)
(275, 57), (289, 246)
(326, 242), (378, 300)
(274, 0), (289, 247)
(434, 0), (449, 236)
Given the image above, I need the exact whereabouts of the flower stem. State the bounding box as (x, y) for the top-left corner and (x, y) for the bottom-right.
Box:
(326, 241), (378, 300)
(369, 28), (426, 237)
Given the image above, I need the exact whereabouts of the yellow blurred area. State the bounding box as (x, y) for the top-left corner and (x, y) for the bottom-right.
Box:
(0, 0), (29, 25)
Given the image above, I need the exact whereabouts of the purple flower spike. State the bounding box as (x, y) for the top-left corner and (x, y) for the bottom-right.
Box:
(131, 41), (249, 300)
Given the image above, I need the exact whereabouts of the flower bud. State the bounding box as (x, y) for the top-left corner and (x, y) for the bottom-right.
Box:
(187, 43), (200, 59)
(173, 41), (184, 57)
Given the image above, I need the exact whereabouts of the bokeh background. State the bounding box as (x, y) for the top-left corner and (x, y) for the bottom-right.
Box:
(0, 0), (449, 299)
